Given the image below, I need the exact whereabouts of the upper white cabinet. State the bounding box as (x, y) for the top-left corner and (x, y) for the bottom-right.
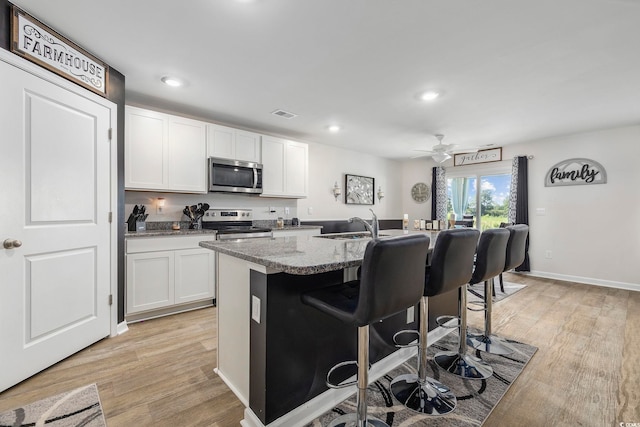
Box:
(125, 106), (207, 193)
(207, 123), (261, 163)
(261, 136), (308, 198)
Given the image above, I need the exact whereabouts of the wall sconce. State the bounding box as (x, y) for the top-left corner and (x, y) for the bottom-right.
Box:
(332, 181), (342, 201)
(377, 186), (384, 202)
(157, 197), (165, 214)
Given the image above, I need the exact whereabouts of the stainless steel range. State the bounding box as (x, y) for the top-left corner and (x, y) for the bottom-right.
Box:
(202, 209), (273, 241)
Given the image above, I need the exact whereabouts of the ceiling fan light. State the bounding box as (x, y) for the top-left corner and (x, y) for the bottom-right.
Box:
(432, 152), (451, 163)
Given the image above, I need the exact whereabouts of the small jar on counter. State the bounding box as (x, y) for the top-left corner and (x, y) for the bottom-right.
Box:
(276, 217), (284, 229)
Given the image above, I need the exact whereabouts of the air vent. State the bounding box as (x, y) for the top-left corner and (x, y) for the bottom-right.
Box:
(271, 109), (298, 119)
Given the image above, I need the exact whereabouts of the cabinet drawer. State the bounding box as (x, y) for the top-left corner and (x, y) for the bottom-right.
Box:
(126, 235), (214, 253)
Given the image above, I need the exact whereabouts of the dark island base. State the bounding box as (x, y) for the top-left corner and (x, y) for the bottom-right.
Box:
(249, 269), (458, 425)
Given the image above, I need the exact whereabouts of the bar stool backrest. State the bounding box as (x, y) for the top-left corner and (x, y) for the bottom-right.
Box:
(355, 234), (430, 327)
(504, 224), (529, 271)
(470, 228), (510, 285)
(424, 229), (479, 297)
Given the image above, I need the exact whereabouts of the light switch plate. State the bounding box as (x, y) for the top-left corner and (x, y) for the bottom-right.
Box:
(251, 295), (261, 323)
(407, 306), (415, 324)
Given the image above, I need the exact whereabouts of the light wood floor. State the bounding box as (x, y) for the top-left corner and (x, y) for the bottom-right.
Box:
(0, 273), (638, 426)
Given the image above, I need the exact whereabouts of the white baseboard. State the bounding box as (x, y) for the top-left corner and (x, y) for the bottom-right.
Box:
(116, 321), (129, 335)
(216, 368), (249, 407)
(523, 270), (639, 292)
(240, 323), (456, 427)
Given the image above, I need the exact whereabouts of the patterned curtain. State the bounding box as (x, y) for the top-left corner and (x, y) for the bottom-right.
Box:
(508, 156), (530, 271)
(431, 166), (447, 221)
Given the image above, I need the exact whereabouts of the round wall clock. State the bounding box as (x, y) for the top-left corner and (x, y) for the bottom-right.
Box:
(411, 182), (430, 203)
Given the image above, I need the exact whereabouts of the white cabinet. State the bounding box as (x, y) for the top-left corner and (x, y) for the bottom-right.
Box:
(261, 135), (308, 198)
(207, 123), (261, 163)
(125, 106), (207, 193)
(126, 236), (215, 319)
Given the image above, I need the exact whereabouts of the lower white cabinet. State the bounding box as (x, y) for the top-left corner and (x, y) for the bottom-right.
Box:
(126, 236), (215, 318)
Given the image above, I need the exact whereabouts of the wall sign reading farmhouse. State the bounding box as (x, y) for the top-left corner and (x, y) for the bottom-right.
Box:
(10, 7), (108, 96)
(545, 158), (607, 187)
(454, 147), (502, 166)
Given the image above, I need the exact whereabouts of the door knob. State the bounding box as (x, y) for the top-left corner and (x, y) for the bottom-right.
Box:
(3, 239), (22, 249)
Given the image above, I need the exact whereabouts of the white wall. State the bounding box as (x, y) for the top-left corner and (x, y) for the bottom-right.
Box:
(503, 125), (640, 289)
(400, 158), (438, 224)
(297, 142), (403, 221)
(399, 125), (640, 289)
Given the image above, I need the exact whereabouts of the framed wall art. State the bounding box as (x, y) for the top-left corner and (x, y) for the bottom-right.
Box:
(345, 174), (375, 205)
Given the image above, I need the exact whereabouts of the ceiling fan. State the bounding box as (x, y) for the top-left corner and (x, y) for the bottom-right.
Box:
(412, 134), (478, 163)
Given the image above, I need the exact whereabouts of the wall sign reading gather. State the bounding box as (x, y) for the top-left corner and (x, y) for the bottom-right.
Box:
(545, 158), (607, 187)
(10, 6), (109, 96)
(454, 147), (502, 166)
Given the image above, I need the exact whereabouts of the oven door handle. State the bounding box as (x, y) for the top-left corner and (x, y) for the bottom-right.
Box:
(253, 168), (258, 189)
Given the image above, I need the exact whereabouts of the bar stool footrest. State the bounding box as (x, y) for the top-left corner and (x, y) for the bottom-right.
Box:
(326, 360), (358, 389)
(435, 315), (460, 328)
(392, 329), (420, 348)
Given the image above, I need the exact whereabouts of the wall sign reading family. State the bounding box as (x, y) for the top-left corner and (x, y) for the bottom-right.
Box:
(454, 147), (502, 166)
(10, 7), (109, 96)
(545, 158), (607, 187)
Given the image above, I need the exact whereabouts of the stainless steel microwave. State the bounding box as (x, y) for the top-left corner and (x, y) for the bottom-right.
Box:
(208, 157), (263, 194)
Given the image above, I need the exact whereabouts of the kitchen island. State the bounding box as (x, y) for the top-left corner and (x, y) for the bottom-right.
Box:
(200, 230), (457, 427)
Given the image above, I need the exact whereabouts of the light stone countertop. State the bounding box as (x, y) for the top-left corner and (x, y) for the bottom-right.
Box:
(271, 225), (323, 231)
(199, 229), (438, 275)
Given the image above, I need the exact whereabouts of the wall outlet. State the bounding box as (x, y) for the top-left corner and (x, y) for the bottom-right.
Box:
(308, 207), (313, 215)
(536, 208), (546, 216)
(406, 306), (415, 324)
(251, 295), (261, 323)
(284, 207), (290, 216)
(545, 250), (552, 259)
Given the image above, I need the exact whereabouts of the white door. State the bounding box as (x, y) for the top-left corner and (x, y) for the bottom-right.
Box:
(0, 58), (113, 392)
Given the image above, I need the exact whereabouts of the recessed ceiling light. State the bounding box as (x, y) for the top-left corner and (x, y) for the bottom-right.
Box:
(420, 91), (440, 101)
(161, 76), (183, 87)
(328, 125), (341, 133)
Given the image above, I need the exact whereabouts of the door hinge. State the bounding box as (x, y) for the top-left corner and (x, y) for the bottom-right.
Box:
(108, 128), (113, 141)
(108, 212), (113, 223)
(108, 294), (113, 305)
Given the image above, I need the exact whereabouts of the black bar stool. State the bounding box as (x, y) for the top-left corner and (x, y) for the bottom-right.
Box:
(497, 224), (529, 293)
(467, 228), (516, 355)
(302, 234), (430, 427)
(390, 228), (479, 414)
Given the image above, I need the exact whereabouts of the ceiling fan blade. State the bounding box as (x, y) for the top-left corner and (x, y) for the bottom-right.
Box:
(410, 153), (431, 159)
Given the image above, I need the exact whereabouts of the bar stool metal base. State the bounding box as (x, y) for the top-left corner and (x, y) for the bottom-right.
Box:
(390, 373), (456, 415)
(327, 413), (389, 427)
(434, 351), (493, 380)
(467, 333), (517, 355)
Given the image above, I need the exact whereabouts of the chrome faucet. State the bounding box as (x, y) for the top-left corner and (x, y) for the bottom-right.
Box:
(348, 209), (379, 238)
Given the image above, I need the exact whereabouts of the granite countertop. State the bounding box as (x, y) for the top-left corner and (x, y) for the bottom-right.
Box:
(199, 229), (437, 275)
(271, 225), (323, 231)
(126, 229), (217, 238)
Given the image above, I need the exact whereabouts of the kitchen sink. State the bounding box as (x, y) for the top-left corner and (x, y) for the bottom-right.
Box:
(314, 232), (389, 240)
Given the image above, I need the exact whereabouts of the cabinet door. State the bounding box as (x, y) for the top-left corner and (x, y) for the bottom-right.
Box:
(285, 141), (308, 197)
(261, 135), (286, 196)
(175, 248), (215, 304)
(168, 116), (207, 192)
(235, 130), (261, 163)
(207, 123), (235, 160)
(126, 251), (175, 314)
(125, 106), (168, 189)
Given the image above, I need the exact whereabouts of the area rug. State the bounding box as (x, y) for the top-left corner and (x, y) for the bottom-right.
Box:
(306, 330), (537, 426)
(0, 384), (106, 427)
(467, 281), (526, 305)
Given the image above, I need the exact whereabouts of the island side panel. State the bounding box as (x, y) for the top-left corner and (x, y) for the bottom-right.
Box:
(250, 269), (425, 425)
(217, 252), (267, 405)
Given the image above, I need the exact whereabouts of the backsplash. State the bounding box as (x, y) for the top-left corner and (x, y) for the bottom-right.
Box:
(125, 191), (298, 223)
